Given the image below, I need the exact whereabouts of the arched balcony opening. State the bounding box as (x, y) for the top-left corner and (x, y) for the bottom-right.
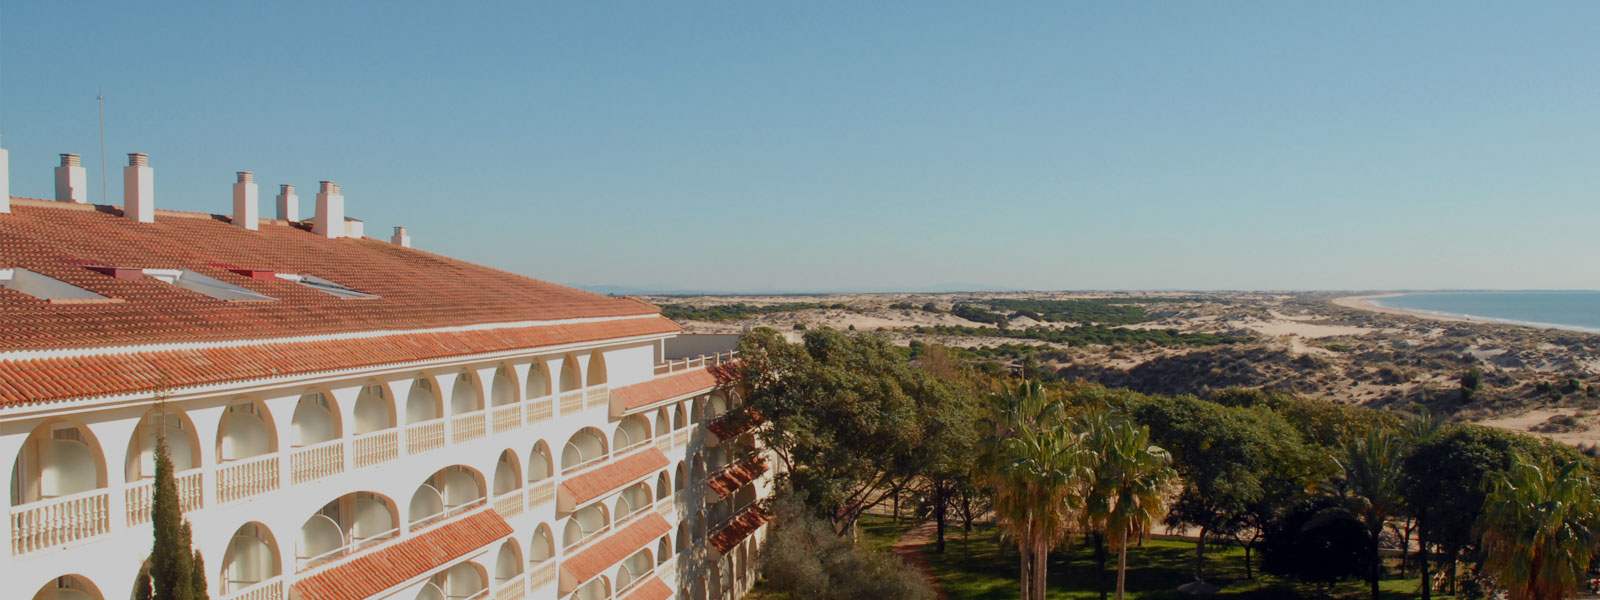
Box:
(221, 522), (282, 595)
(217, 400), (277, 462)
(708, 393), (730, 421)
(692, 397), (707, 424)
(409, 465), (485, 528)
(297, 491), (399, 569)
(495, 539), (525, 587)
(406, 378), (440, 425)
(657, 534), (673, 564)
(674, 463), (687, 495)
(695, 510), (707, 541)
(526, 362), (551, 399)
(449, 370), (483, 416)
(559, 357), (582, 394)
(614, 482), (652, 523)
(673, 404), (687, 430)
(124, 409), (198, 483)
(692, 576), (707, 600)
(563, 503), (610, 550)
(493, 450), (522, 496)
(613, 415), (650, 454)
(429, 563), (486, 600)
(353, 384), (396, 435)
(691, 453), (707, 484)
(733, 486), (757, 513)
(415, 582), (444, 600)
(30, 575), (102, 600)
(529, 523), (555, 566)
(12, 420), (107, 505)
(561, 428), (608, 474)
(585, 350), (608, 387)
(575, 576), (610, 600)
(490, 367), (518, 407)
(528, 442), (553, 484)
(676, 522), (689, 552)
(655, 409), (671, 440)
(706, 446), (730, 474)
(655, 471), (671, 502)
(718, 555), (734, 599)
(708, 563), (723, 600)
(708, 498), (731, 529)
(289, 391), (341, 448)
(615, 548), (653, 594)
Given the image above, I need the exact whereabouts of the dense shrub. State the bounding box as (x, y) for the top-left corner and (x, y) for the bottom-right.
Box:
(760, 494), (935, 600)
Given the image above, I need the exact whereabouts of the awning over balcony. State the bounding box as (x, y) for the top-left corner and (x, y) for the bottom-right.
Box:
(561, 447), (670, 506)
(710, 505), (772, 555)
(706, 409), (763, 443)
(610, 364), (739, 415)
(563, 513), (672, 584)
(292, 508), (512, 600)
(707, 456), (767, 500)
(621, 576), (672, 600)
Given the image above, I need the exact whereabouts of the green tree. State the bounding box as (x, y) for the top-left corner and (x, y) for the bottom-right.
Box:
(136, 426), (209, 600)
(1329, 428), (1407, 600)
(1477, 453), (1600, 600)
(1080, 410), (1178, 600)
(1261, 498), (1369, 592)
(761, 491), (935, 600)
(985, 381), (1088, 600)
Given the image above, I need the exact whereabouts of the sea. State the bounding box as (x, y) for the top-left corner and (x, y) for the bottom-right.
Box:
(1370, 291), (1600, 333)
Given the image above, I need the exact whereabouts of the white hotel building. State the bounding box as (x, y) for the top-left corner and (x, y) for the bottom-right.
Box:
(0, 143), (774, 600)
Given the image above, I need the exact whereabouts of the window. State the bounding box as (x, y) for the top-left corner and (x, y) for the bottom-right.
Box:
(275, 273), (378, 299)
(0, 268), (107, 301)
(143, 269), (276, 301)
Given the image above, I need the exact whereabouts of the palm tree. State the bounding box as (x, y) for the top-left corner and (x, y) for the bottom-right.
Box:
(1477, 453), (1600, 600)
(1332, 428), (1407, 600)
(984, 381), (1087, 600)
(1081, 411), (1178, 600)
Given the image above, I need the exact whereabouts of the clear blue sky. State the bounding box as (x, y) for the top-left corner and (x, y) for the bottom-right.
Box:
(3, 2), (1598, 292)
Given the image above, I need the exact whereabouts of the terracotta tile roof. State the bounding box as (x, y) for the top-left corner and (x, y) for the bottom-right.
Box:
(621, 576), (672, 600)
(0, 198), (661, 351)
(560, 447), (670, 506)
(707, 456), (768, 499)
(292, 508), (512, 600)
(563, 513), (671, 584)
(612, 364), (740, 412)
(709, 505), (772, 555)
(706, 409), (763, 441)
(0, 316), (680, 406)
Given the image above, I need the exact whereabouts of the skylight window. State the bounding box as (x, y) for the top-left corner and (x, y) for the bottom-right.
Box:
(274, 273), (379, 299)
(0, 268), (109, 302)
(142, 269), (277, 302)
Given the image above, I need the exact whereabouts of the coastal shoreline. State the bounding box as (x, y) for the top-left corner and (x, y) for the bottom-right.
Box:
(1333, 293), (1600, 334)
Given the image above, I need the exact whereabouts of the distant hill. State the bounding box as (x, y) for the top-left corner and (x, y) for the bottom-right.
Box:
(575, 282), (1021, 296)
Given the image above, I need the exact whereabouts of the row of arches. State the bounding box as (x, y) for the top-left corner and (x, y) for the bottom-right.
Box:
(10, 351), (614, 506)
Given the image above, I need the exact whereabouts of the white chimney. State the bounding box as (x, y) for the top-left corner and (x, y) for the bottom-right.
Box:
(55, 154), (87, 204)
(232, 172), (259, 230)
(313, 181), (344, 239)
(0, 135), (9, 214)
(344, 218), (364, 239)
(391, 226), (411, 248)
(276, 184), (299, 222)
(123, 153), (154, 223)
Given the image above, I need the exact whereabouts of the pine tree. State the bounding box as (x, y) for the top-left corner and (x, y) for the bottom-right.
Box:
(136, 419), (209, 600)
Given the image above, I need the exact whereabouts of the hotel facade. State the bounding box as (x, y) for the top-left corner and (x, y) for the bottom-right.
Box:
(0, 143), (774, 600)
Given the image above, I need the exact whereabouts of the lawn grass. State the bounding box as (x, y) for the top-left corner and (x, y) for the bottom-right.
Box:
(857, 516), (1453, 600)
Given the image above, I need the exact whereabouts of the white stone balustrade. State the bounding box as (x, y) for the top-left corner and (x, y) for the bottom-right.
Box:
(9, 488), (111, 554)
(290, 439), (346, 485)
(451, 411), (487, 443)
(126, 469), (204, 526)
(494, 573), (528, 600)
(406, 420), (446, 454)
(492, 404), (522, 433)
(353, 429), (400, 468)
(217, 454), (281, 505)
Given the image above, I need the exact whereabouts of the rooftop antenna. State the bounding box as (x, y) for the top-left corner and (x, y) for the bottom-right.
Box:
(97, 90), (107, 205)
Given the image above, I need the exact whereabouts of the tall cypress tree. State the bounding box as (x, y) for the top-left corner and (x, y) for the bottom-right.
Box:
(136, 420), (209, 600)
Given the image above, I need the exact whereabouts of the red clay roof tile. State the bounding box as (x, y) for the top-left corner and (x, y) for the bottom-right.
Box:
(0, 316), (679, 406)
(563, 513), (671, 585)
(0, 198), (660, 351)
(709, 505), (771, 555)
(612, 364), (739, 412)
(560, 448), (670, 506)
(621, 576), (672, 600)
(292, 508), (512, 600)
(707, 456), (768, 500)
(706, 409), (763, 441)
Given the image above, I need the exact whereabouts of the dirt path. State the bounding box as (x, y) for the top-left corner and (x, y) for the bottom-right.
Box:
(892, 520), (949, 599)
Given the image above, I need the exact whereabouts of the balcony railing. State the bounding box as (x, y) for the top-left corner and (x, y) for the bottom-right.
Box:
(492, 404), (522, 434)
(451, 411), (487, 444)
(494, 573), (528, 600)
(353, 429), (400, 468)
(527, 480), (555, 510)
(455, 589), (490, 600)
(223, 577), (283, 600)
(297, 526), (401, 570)
(674, 429), (689, 448)
(126, 469), (203, 526)
(529, 561), (557, 590)
(655, 435), (673, 454)
(526, 397), (554, 424)
(9, 488), (111, 554)
(290, 439), (346, 485)
(217, 453), (280, 505)
(584, 385), (610, 409)
(410, 497), (486, 531)
(559, 391), (584, 416)
(655, 497), (674, 521)
(494, 489), (526, 519)
(654, 350), (739, 375)
(406, 420), (446, 454)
